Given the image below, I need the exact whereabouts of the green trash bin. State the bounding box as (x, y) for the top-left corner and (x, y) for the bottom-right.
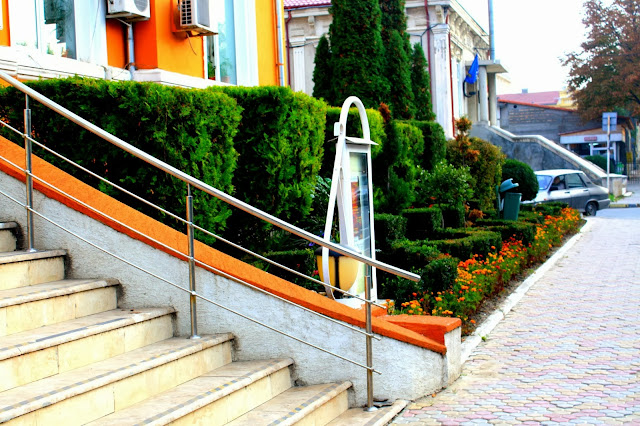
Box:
(503, 192), (522, 221)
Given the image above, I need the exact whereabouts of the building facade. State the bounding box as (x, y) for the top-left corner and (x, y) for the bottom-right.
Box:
(0, 0), (287, 88)
(284, 0), (506, 137)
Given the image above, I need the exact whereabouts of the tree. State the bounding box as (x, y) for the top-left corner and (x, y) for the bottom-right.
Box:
(312, 35), (333, 101)
(565, 0), (640, 119)
(328, 0), (388, 108)
(411, 43), (435, 121)
(380, 0), (415, 119)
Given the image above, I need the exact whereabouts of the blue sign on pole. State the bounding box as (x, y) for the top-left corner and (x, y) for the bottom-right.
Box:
(602, 112), (617, 132)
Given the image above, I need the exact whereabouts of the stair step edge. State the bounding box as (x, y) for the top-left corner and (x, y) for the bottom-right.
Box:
(0, 222), (18, 230)
(0, 333), (234, 423)
(0, 278), (120, 309)
(88, 358), (295, 426)
(0, 306), (175, 362)
(0, 249), (67, 265)
(327, 399), (409, 426)
(229, 381), (352, 426)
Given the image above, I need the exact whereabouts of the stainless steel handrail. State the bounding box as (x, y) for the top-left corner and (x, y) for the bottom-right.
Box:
(0, 71), (420, 283)
(0, 120), (386, 309)
(0, 70), (421, 411)
(0, 186), (381, 374)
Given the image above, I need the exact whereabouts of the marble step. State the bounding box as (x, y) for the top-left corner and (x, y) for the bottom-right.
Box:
(0, 306), (174, 392)
(0, 333), (234, 425)
(88, 358), (295, 425)
(0, 249), (66, 290)
(228, 381), (352, 426)
(327, 399), (409, 425)
(0, 278), (119, 336)
(0, 222), (17, 252)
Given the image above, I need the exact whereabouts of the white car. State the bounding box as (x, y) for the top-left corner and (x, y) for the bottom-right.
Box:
(531, 169), (610, 216)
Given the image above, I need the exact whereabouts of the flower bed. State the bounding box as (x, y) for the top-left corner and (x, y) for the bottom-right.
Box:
(386, 206), (582, 333)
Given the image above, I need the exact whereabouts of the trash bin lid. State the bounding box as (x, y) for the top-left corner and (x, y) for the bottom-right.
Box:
(499, 178), (519, 193)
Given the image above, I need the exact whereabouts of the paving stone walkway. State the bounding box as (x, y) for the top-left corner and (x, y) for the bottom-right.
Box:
(391, 215), (640, 425)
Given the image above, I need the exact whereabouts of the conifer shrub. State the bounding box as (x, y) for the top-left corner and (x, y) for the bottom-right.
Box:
(410, 43), (435, 121)
(408, 120), (446, 171)
(312, 35), (333, 102)
(0, 77), (241, 236)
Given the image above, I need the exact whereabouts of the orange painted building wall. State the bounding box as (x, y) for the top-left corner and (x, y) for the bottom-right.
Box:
(255, 0), (287, 86)
(134, 1), (204, 77)
(106, 20), (127, 68)
(0, 0), (10, 46)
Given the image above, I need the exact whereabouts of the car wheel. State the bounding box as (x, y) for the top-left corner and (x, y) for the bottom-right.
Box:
(585, 201), (597, 216)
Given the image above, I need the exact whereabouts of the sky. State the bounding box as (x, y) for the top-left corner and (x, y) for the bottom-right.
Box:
(457, 0), (589, 94)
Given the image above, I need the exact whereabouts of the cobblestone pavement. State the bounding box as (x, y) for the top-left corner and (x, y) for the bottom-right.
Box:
(391, 215), (640, 425)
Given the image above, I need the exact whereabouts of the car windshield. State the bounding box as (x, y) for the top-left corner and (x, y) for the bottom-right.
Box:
(537, 175), (553, 190)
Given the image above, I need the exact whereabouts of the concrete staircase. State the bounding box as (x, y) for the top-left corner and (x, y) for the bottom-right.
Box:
(0, 222), (406, 425)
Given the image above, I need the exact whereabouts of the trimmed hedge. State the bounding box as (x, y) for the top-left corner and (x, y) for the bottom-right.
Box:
(378, 254), (458, 301)
(210, 86), (327, 251)
(392, 228), (501, 262)
(0, 78), (241, 236)
(402, 207), (443, 240)
(374, 213), (407, 251)
(441, 204), (465, 228)
(407, 120), (446, 171)
(374, 120), (424, 213)
(521, 201), (570, 218)
(475, 218), (537, 247)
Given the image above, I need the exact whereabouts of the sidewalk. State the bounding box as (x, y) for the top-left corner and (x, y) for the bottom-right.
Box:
(391, 215), (640, 425)
(611, 181), (640, 208)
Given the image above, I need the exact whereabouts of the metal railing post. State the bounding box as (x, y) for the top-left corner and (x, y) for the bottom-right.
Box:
(24, 95), (35, 252)
(364, 271), (377, 412)
(186, 184), (200, 339)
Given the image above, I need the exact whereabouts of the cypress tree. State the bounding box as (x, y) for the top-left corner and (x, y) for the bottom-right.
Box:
(312, 35), (333, 102)
(379, 0), (415, 119)
(328, 0), (388, 108)
(411, 43), (435, 121)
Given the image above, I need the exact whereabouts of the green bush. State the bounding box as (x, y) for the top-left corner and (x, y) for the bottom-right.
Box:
(0, 78), (241, 237)
(585, 155), (615, 172)
(408, 120), (446, 171)
(410, 43), (435, 121)
(374, 120), (424, 213)
(374, 213), (408, 251)
(475, 219), (538, 247)
(441, 204), (466, 228)
(396, 228), (501, 261)
(211, 86), (327, 251)
(501, 159), (538, 201)
(417, 160), (472, 210)
(378, 254), (457, 301)
(402, 207), (443, 240)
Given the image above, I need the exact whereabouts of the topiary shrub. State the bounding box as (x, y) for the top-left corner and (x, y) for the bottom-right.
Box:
(374, 120), (424, 213)
(210, 86), (327, 251)
(402, 207), (443, 239)
(0, 77), (242, 238)
(501, 159), (539, 201)
(475, 219), (538, 247)
(409, 120), (446, 171)
(374, 213), (408, 251)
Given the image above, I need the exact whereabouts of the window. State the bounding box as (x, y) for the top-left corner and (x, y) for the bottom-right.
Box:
(566, 173), (585, 189)
(8, 0), (107, 65)
(206, 0), (258, 86)
(10, 0), (77, 59)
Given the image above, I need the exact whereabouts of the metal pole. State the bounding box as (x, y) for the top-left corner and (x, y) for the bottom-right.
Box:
(364, 271), (377, 412)
(186, 184), (200, 339)
(607, 116), (611, 193)
(24, 95), (35, 252)
(488, 0), (495, 60)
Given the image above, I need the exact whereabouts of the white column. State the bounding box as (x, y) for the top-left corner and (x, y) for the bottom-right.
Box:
(292, 45), (306, 93)
(478, 66), (489, 125)
(431, 25), (453, 138)
(488, 72), (497, 126)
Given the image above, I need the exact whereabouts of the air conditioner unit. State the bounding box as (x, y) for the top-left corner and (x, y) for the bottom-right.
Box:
(107, 0), (150, 21)
(177, 0), (216, 36)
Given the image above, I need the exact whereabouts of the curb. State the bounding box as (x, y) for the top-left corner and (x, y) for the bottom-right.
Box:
(610, 203), (640, 208)
(459, 219), (596, 363)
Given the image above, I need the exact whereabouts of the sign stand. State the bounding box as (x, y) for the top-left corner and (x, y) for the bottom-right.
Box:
(320, 97), (378, 307)
(602, 112), (617, 193)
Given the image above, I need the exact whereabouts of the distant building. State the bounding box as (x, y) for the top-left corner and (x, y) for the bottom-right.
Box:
(284, 0), (507, 138)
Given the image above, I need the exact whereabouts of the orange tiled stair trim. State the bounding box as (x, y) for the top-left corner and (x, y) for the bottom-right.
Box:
(0, 136), (457, 354)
